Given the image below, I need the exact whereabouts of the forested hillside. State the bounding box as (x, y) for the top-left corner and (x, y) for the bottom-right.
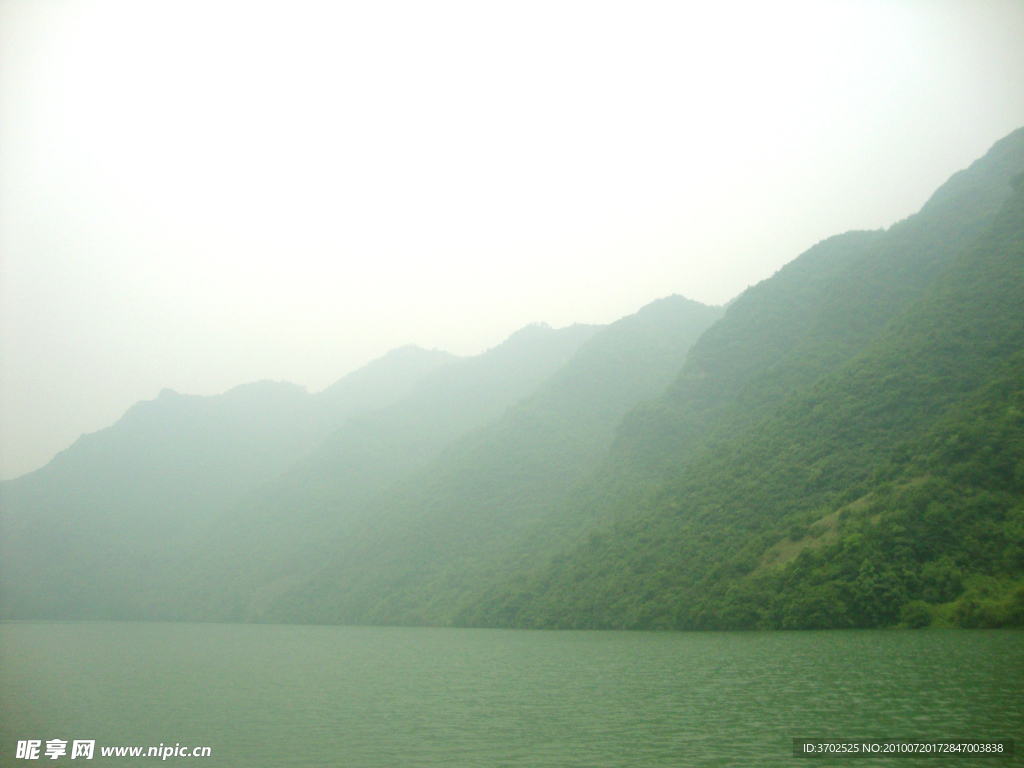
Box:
(469, 129), (1024, 610)
(254, 128), (1023, 631)
(457, 143), (1024, 631)
(229, 128), (1023, 632)
(2, 129), (1022, 631)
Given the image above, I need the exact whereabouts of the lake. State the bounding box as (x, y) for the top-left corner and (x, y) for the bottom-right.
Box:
(1, 623), (1020, 766)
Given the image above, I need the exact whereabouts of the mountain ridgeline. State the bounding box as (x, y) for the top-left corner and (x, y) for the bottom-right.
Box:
(0, 325), (601, 618)
(2, 128), (1023, 629)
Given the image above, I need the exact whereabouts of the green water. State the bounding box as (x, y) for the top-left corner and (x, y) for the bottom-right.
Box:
(1, 623), (1020, 767)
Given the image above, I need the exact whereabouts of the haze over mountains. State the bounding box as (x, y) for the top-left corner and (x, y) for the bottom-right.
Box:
(2, 129), (1024, 630)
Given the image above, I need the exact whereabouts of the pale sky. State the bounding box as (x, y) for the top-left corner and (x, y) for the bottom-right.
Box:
(1, 0), (1023, 480)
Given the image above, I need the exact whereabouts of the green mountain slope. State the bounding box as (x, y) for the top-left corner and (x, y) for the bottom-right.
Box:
(180, 322), (604, 619)
(615, 128), (1024, 484)
(241, 321), (603, 524)
(0, 323), (600, 620)
(0, 345), (457, 619)
(258, 296), (724, 625)
(469, 161), (1024, 631)
(502, 131), (1024, 596)
(5, 130), (1022, 632)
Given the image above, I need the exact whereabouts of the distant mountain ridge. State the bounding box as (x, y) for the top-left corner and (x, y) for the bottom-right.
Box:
(0, 321), (604, 619)
(257, 127), (1024, 630)
(3, 128), (1023, 630)
(255, 295), (724, 625)
(176, 320), (609, 620)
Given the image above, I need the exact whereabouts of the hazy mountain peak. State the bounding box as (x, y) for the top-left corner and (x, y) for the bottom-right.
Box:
(490, 321), (557, 348)
(914, 126), (1024, 222)
(223, 380), (309, 397)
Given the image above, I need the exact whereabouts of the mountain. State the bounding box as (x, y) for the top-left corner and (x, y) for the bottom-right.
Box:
(0, 345), (460, 619)
(613, 128), (1024, 484)
(452, 131), (1024, 630)
(0, 325), (601, 620)
(4, 128), (1023, 631)
(253, 295), (725, 625)
(176, 321), (606, 620)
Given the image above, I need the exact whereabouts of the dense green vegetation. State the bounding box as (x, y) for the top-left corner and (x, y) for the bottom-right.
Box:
(248, 128), (1024, 631)
(453, 155), (1024, 631)
(2, 128), (1023, 630)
